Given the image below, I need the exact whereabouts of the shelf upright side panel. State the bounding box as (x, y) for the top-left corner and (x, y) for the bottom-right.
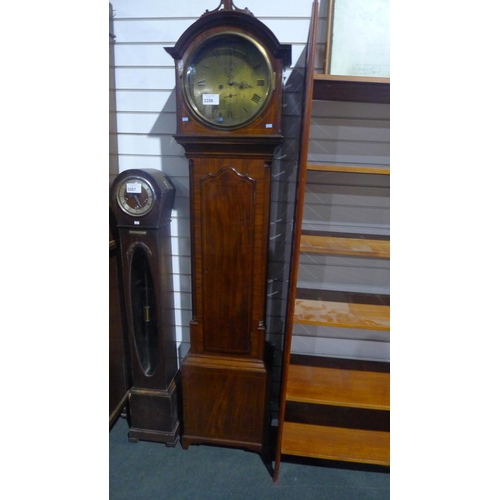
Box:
(273, 0), (319, 482)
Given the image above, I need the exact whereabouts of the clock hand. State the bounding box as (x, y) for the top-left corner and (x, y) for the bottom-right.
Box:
(133, 194), (142, 208)
(229, 49), (234, 83)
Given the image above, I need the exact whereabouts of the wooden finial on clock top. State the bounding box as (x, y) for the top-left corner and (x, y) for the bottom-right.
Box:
(204, 0), (253, 16)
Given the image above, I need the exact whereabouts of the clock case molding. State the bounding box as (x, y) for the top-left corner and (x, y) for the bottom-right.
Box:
(165, 3), (291, 453)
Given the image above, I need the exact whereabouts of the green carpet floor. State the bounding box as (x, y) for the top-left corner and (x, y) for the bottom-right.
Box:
(109, 417), (389, 499)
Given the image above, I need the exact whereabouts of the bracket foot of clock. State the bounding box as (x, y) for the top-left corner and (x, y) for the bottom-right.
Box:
(127, 377), (180, 447)
(180, 353), (270, 453)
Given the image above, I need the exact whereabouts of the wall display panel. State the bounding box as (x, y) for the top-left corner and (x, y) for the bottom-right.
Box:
(326, 0), (389, 78)
(113, 0), (315, 19)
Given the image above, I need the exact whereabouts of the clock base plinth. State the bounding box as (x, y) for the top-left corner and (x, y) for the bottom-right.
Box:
(180, 353), (270, 453)
(127, 378), (180, 447)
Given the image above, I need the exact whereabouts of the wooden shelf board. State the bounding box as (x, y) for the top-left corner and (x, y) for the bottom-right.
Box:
(281, 421), (389, 466)
(314, 74), (390, 84)
(294, 299), (390, 331)
(300, 234), (390, 258)
(286, 364), (389, 410)
(307, 164), (390, 175)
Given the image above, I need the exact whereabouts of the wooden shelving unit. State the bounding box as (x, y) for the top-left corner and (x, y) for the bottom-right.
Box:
(274, 0), (390, 481)
(280, 354), (390, 467)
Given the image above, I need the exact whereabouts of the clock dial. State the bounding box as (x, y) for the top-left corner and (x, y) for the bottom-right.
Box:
(183, 33), (273, 129)
(117, 177), (155, 216)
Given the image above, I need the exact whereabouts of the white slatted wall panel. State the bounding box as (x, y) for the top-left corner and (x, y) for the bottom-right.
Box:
(109, 0), (323, 417)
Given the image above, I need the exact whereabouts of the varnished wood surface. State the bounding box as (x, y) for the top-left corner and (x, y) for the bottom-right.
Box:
(291, 354), (389, 372)
(200, 167), (256, 354)
(294, 299), (390, 330)
(300, 233), (390, 258)
(286, 364), (389, 410)
(281, 421), (389, 465)
(285, 401), (390, 431)
(307, 164), (390, 175)
(313, 74), (390, 104)
(181, 353), (269, 452)
(295, 288), (389, 306)
(109, 231), (131, 426)
(188, 158), (270, 360)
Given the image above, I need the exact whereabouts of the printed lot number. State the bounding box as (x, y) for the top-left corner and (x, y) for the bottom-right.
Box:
(202, 94), (219, 105)
(126, 182), (142, 194)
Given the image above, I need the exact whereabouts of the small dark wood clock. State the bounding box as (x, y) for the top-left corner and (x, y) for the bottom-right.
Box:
(110, 168), (179, 446)
(165, 1), (291, 453)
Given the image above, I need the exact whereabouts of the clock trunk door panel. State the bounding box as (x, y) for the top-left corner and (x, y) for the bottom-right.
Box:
(200, 167), (256, 354)
(189, 159), (270, 360)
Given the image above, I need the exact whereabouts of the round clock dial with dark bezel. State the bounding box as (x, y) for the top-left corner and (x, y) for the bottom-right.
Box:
(182, 32), (274, 130)
(116, 176), (155, 216)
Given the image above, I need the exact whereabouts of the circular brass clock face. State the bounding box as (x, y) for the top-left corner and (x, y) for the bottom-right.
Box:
(183, 32), (273, 129)
(117, 176), (155, 216)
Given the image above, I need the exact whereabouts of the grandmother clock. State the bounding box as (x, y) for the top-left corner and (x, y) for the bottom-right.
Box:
(110, 169), (179, 446)
(165, 1), (291, 453)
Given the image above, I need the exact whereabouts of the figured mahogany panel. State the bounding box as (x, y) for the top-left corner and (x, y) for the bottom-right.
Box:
(188, 156), (271, 360)
(200, 168), (256, 354)
(181, 354), (268, 451)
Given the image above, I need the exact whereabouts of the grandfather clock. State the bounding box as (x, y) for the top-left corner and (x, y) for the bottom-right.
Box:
(110, 168), (179, 446)
(165, 1), (291, 452)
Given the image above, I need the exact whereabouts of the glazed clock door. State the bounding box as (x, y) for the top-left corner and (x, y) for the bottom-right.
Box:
(129, 244), (158, 376)
(200, 167), (255, 354)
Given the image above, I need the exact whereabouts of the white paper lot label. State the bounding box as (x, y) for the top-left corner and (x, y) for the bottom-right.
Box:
(126, 182), (142, 194)
(202, 94), (219, 105)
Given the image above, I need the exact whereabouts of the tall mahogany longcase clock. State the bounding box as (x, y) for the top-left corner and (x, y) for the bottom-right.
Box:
(165, 1), (291, 453)
(110, 169), (180, 446)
